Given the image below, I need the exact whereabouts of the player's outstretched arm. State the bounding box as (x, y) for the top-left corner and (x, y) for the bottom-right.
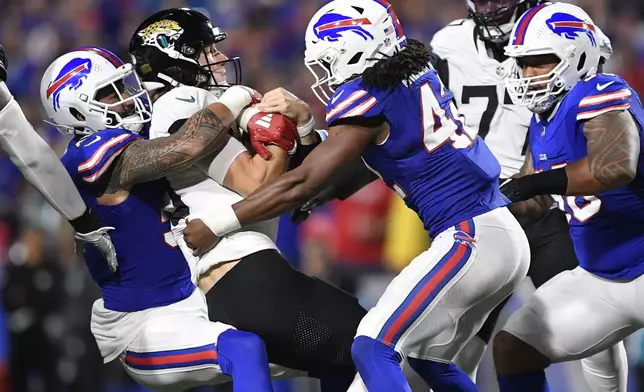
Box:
(229, 124), (376, 223)
(104, 86), (254, 193)
(183, 122), (379, 255)
(0, 82), (86, 221)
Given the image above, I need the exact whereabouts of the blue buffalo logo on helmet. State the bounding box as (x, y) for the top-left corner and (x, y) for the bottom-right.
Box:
(546, 12), (597, 47)
(46, 57), (92, 112)
(314, 13), (374, 42)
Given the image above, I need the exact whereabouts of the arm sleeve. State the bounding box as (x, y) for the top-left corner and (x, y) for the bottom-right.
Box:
(0, 98), (86, 220)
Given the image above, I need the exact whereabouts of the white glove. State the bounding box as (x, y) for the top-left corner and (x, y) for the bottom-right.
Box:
(74, 227), (118, 272)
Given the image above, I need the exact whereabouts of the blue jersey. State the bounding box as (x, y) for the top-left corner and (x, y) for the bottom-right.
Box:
(61, 128), (194, 312)
(325, 67), (507, 237)
(530, 73), (644, 279)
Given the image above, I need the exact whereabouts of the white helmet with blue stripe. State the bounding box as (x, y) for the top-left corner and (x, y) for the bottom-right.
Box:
(504, 2), (602, 113)
(304, 0), (407, 105)
(40, 47), (151, 135)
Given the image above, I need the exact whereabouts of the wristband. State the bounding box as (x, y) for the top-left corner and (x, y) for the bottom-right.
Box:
(517, 168), (568, 199)
(297, 115), (315, 138)
(194, 206), (241, 237)
(238, 106), (259, 131)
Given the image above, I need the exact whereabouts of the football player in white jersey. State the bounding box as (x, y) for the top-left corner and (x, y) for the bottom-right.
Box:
(128, 8), (370, 391)
(0, 44), (118, 269)
(429, 1), (626, 391)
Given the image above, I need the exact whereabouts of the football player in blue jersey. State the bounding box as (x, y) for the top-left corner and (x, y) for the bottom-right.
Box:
(490, 3), (644, 392)
(0, 44), (118, 269)
(181, 0), (533, 391)
(39, 47), (280, 392)
(429, 2), (628, 391)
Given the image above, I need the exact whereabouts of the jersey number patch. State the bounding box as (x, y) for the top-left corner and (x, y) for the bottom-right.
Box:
(554, 195), (602, 223)
(421, 82), (476, 153)
(461, 85), (530, 155)
(462, 86), (498, 139)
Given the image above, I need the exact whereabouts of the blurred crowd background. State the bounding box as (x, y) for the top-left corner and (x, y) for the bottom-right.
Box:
(0, 0), (643, 391)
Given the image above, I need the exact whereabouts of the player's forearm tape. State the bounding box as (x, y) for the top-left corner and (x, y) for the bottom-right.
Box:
(238, 106), (259, 131)
(197, 206), (241, 237)
(218, 86), (253, 119)
(297, 116), (315, 138)
(516, 168), (568, 199)
(0, 96), (86, 220)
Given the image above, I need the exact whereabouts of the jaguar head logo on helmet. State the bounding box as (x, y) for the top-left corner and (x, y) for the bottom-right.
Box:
(504, 2), (611, 113)
(40, 47), (151, 136)
(129, 8), (241, 93)
(137, 19), (184, 51)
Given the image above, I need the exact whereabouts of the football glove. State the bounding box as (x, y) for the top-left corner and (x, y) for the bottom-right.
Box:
(75, 227), (118, 272)
(241, 107), (298, 159)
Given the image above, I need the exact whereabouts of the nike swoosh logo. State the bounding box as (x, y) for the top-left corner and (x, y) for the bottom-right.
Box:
(85, 135), (101, 147)
(596, 81), (614, 91)
(331, 90), (344, 105)
(176, 96), (196, 103)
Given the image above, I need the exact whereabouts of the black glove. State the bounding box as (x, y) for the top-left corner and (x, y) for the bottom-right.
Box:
(0, 44), (7, 82)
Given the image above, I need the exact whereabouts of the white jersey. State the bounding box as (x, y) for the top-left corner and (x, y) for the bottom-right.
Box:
(431, 19), (531, 178)
(149, 85), (278, 280)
